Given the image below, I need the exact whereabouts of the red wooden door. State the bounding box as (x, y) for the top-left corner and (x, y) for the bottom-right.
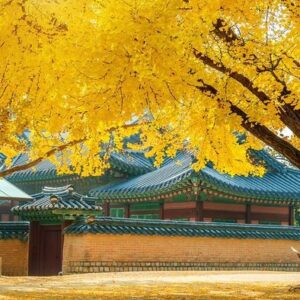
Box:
(29, 223), (63, 276)
(41, 226), (62, 275)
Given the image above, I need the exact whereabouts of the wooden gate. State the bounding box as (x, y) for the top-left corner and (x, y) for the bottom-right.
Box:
(29, 222), (63, 276)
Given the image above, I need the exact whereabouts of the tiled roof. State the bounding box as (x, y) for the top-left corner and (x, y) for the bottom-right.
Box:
(6, 150), (153, 183)
(90, 151), (300, 202)
(0, 178), (32, 200)
(5, 154), (58, 182)
(12, 185), (101, 214)
(91, 152), (193, 199)
(4, 144), (300, 203)
(65, 217), (300, 240)
(0, 221), (29, 240)
(109, 150), (155, 175)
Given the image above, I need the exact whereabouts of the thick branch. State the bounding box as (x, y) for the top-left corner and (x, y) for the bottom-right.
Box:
(196, 80), (300, 168)
(0, 122), (148, 178)
(194, 50), (269, 103)
(212, 18), (300, 137)
(194, 49), (300, 139)
(0, 139), (85, 177)
(231, 105), (300, 169)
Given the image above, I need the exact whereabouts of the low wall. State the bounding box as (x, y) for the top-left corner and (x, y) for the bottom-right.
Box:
(0, 222), (29, 275)
(63, 217), (300, 273)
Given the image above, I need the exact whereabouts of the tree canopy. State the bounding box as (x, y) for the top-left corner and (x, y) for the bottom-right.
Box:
(0, 0), (300, 177)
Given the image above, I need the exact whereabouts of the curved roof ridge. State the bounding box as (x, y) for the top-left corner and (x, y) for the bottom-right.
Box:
(12, 185), (101, 215)
(42, 185), (73, 194)
(91, 150), (300, 202)
(90, 153), (193, 197)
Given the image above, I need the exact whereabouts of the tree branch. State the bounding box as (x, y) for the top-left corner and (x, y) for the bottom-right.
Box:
(0, 139), (85, 177)
(194, 49), (270, 104)
(210, 18), (300, 138)
(0, 122), (149, 178)
(193, 49), (300, 139)
(196, 79), (300, 168)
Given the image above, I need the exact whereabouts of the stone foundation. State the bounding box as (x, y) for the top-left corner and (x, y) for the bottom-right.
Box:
(67, 261), (300, 273)
(63, 232), (300, 274)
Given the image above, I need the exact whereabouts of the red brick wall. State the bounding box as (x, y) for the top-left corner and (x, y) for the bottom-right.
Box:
(0, 239), (28, 275)
(63, 233), (300, 273)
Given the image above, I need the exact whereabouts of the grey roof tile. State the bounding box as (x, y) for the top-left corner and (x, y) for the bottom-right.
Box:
(90, 151), (300, 202)
(12, 185), (101, 214)
(0, 221), (29, 240)
(65, 217), (300, 240)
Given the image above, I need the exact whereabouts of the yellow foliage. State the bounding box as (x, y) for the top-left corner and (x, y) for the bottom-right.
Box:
(0, 0), (299, 176)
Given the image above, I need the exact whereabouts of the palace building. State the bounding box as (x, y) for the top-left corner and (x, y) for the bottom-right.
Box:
(3, 148), (300, 225)
(0, 147), (300, 276)
(90, 151), (300, 225)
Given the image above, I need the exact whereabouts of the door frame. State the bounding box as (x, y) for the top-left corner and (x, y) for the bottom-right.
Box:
(28, 222), (63, 276)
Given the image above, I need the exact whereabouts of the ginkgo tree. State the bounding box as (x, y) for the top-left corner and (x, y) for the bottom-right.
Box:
(0, 0), (299, 177)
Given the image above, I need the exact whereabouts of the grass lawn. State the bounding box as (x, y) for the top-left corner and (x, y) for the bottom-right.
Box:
(1, 271), (300, 299)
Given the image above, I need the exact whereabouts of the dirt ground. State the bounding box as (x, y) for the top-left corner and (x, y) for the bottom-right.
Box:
(1, 271), (300, 299)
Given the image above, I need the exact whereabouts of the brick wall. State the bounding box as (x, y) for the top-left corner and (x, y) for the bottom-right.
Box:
(63, 233), (300, 273)
(0, 239), (28, 275)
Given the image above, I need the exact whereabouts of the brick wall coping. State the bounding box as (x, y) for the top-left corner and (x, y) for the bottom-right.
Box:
(0, 221), (29, 240)
(64, 217), (300, 240)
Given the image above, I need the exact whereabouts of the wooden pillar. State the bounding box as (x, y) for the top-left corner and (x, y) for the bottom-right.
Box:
(9, 201), (16, 221)
(289, 205), (294, 226)
(9, 211), (14, 221)
(245, 203), (251, 224)
(195, 201), (204, 221)
(159, 201), (165, 220)
(103, 202), (110, 217)
(124, 203), (130, 218)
